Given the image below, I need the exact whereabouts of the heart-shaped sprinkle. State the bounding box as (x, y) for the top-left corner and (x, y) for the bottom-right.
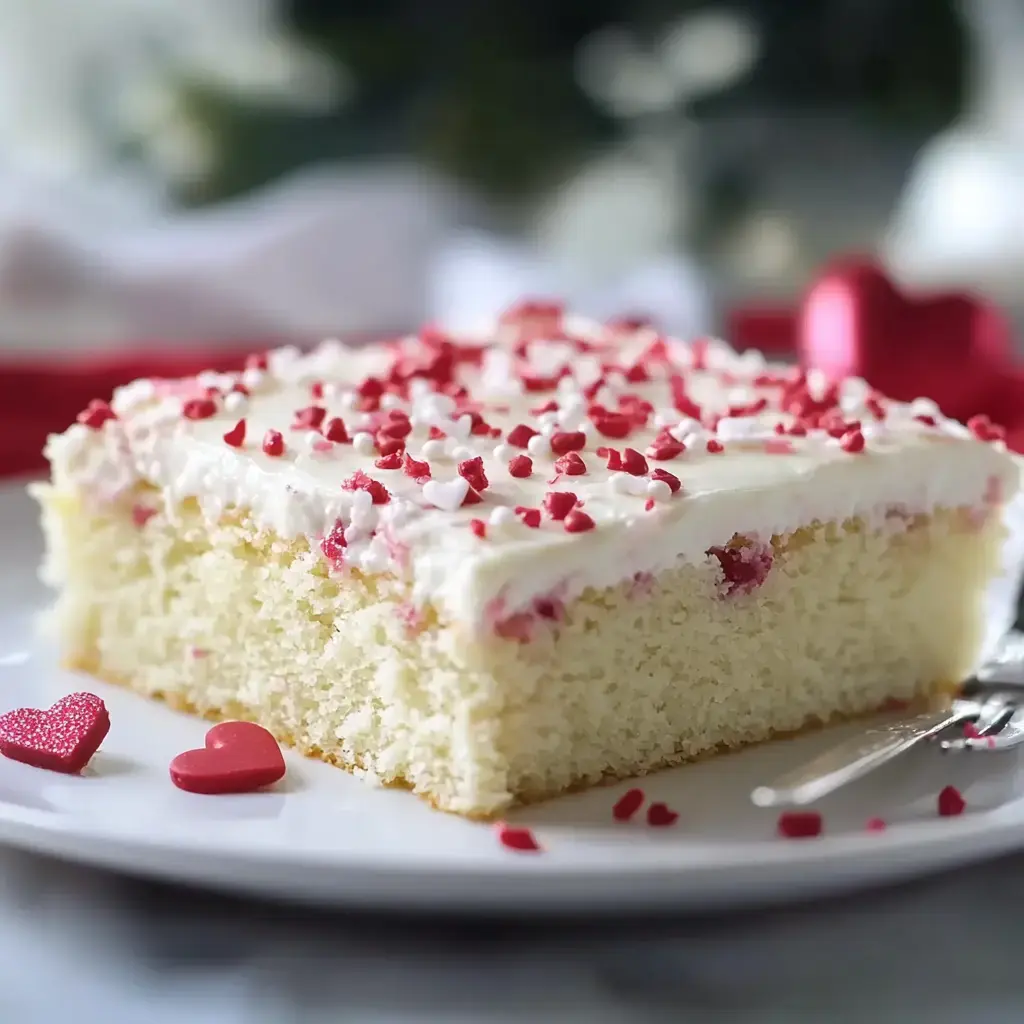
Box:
(422, 476), (470, 512)
(0, 692), (110, 774)
(169, 721), (286, 795)
(646, 801), (679, 827)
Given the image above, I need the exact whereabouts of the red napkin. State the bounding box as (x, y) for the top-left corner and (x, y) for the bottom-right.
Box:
(0, 348), (253, 479)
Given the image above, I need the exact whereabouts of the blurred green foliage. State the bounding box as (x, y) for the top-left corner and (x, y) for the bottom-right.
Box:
(180, 0), (965, 206)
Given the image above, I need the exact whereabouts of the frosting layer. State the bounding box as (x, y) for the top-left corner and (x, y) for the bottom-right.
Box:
(43, 305), (1020, 627)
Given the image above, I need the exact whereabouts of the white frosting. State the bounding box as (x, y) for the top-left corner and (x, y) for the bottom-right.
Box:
(43, 310), (1021, 629)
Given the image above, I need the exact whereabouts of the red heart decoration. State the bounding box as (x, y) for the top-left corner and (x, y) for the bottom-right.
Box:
(169, 721), (286, 795)
(0, 692), (110, 774)
(798, 259), (1013, 422)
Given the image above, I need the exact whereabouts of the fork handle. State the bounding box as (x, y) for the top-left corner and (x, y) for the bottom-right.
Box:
(750, 706), (972, 808)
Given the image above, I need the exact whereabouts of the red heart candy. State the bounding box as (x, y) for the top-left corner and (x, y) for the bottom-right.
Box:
(0, 692), (110, 774)
(169, 721), (286, 795)
(799, 259), (1012, 422)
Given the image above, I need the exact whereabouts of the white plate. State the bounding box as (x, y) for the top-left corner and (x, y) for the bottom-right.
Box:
(3, 480), (1024, 915)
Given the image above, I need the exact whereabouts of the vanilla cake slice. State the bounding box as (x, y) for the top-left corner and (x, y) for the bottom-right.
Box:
(32, 303), (1021, 816)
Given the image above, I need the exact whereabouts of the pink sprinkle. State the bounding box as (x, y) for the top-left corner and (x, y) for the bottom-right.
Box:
(131, 504), (157, 528)
(613, 788), (645, 822)
(865, 817), (887, 832)
(323, 417), (350, 443)
(706, 439), (724, 454)
(182, 397), (217, 421)
(469, 519), (487, 539)
(963, 721), (981, 739)
(76, 399), (117, 429)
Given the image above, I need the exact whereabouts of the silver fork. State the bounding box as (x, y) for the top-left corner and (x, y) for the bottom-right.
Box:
(942, 704), (1024, 752)
(750, 630), (1024, 809)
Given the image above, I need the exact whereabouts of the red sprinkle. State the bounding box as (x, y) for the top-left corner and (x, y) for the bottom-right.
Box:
(839, 429), (866, 454)
(967, 414), (1006, 442)
(647, 438), (685, 460)
(374, 452), (403, 470)
(223, 419), (246, 448)
(320, 519), (347, 567)
(428, 425), (446, 441)
(938, 785), (966, 817)
(554, 452), (587, 476)
(506, 423), (539, 448)
(458, 456), (489, 493)
(563, 509), (596, 533)
(622, 448), (649, 476)
(245, 352), (268, 371)
(342, 470), (391, 505)
(182, 397), (218, 421)
(469, 518), (487, 539)
(495, 823), (541, 853)
(515, 506), (542, 528)
(592, 412), (632, 439)
(544, 491), (578, 520)
(777, 811), (823, 839)
(612, 788), (645, 822)
(292, 405), (326, 431)
(262, 429), (285, 457)
(402, 452), (431, 481)
(706, 439), (724, 454)
(323, 417), (350, 443)
(550, 431), (587, 455)
(310, 380), (325, 400)
(650, 468), (681, 494)
(76, 399), (117, 429)
(508, 454), (533, 478)
(865, 818), (887, 832)
(644, 498), (656, 511)
(646, 802), (679, 827)
(963, 721), (981, 739)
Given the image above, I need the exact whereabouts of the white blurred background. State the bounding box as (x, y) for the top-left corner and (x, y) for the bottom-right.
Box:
(0, 0), (1020, 352)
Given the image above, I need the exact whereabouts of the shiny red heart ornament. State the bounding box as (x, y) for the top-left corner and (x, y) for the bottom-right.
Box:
(169, 721), (286, 795)
(799, 259), (1013, 422)
(0, 692), (110, 774)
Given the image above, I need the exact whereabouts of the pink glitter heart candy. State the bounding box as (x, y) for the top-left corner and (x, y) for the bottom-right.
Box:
(0, 692), (111, 774)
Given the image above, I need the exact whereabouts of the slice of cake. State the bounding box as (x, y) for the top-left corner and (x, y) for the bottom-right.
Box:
(32, 304), (1020, 817)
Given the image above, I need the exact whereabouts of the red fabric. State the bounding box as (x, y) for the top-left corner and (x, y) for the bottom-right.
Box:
(0, 348), (252, 478)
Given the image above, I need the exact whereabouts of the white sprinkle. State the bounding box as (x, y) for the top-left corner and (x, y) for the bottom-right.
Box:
(448, 415), (473, 442)
(669, 417), (702, 443)
(450, 445), (474, 461)
(339, 390), (358, 412)
(910, 397), (940, 417)
(488, 507), (517, 529)
(654, 409), (678, 428)
(715, 417), (761, 441)
(527, 434), (550, 457)
(380, 393), (404, 410)
(357, 547), (388, 574)
(241, 368), (266, 391)
(352, 432), (375, 455)
(493, 443), (516, 462)
(537, 411), (559, 429)
(420, 439), (447, 461)
(422, 477), (470, 512)
(223, 391), (247, 414)
(646, 479), (672, 502)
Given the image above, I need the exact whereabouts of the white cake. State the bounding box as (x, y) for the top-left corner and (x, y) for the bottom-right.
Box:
(32, 302), (1020, 816)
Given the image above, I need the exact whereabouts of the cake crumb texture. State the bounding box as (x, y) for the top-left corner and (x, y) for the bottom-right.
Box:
(36, 485), (1003, 817)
